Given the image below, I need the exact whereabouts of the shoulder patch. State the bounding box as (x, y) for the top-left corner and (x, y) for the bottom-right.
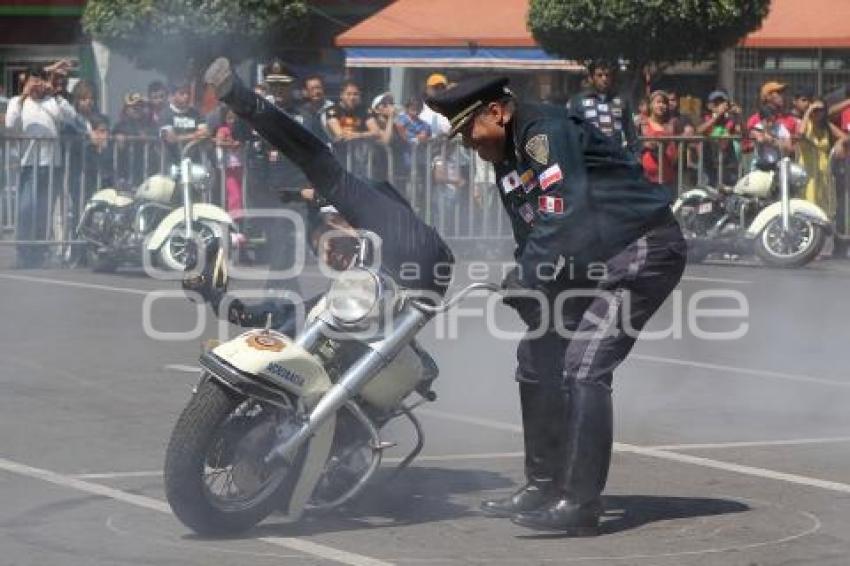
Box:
(525, 134), (549, 165)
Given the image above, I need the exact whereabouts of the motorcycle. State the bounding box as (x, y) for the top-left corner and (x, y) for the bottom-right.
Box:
(163, 242), (496, 535)
(672, 146), (830, 267)
(76, 158), (234, 273)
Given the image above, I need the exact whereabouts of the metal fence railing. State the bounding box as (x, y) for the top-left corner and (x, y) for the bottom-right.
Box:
(2, 131), (848, 265)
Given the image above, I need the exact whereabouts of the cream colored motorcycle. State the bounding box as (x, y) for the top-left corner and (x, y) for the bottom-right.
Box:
(164, 247), (496, 535)
(77, 159), (233, 272)
(673, 146), (829, 267)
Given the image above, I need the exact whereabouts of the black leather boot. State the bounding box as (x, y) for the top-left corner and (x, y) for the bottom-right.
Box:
(512, 380), (612, 534)
(481, 383), (563, 517)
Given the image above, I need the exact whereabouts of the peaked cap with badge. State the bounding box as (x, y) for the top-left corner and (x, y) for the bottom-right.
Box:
(425, 76), (511, 137)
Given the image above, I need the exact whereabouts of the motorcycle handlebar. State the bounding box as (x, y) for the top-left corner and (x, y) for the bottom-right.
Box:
(410, 283), (502, 314)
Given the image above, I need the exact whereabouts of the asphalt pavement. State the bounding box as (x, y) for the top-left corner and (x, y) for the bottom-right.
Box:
(1, 256), (850, 565)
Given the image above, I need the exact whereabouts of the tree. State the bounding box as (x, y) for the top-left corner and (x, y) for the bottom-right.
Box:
(83, 0), (308, 80)
(528, 0), (770, 86)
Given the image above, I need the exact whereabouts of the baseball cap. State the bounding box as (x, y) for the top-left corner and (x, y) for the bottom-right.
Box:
(426, 73), (448, 88)
(707, 90), (728, 102)
(760, 81), (787, 100)
(371, 92), (393, 110)
(124, 92), (146, 106)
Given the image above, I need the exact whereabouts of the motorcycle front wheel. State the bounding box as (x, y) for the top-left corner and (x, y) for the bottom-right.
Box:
(157, 220), (224, 272)
(754, 215), (825, 267)
(164, 378), (304, 535)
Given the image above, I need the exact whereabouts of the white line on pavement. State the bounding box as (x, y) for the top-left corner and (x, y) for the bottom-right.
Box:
(650, 436), (850, 451)
(421, 409), (850, 495)
(680, 275), (752, 285)
(164, 364), (203, 374)
(0, 456), (393, 566)
(631, 353), (850, 388)
(0, 273), (152, 295)
(74, 452), (526, 480)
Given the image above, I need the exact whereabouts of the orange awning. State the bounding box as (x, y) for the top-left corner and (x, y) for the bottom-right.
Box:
(743, 0), (850, 48)
(336, 0), (535, 48)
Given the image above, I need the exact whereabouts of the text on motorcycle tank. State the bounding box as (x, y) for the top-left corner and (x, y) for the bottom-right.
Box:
(246, 334), (287, 352)
(265, 362), (305, 387)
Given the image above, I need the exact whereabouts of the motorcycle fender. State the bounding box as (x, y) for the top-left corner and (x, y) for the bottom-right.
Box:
(210, 329), (337, 519)
(144, 204), (234, 252)
(671, 188), (712, 213)
(745, 199), (831, 239)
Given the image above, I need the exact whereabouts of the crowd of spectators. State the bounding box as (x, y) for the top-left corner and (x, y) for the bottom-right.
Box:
(7, 57), (850, 263)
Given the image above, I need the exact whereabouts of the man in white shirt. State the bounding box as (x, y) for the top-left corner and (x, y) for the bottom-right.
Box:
(419, 73), (451, 137)
(4, 66), (82, 267)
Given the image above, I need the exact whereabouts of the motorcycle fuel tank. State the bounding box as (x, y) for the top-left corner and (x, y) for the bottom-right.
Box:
(90, 188), (134, 208)
(733, 169), (774, 198)
(135, 175), (176, 204)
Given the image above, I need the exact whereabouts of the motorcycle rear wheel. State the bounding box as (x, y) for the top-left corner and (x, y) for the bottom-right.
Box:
(164, 378), (303, 535)
(754, 215), (825, 267)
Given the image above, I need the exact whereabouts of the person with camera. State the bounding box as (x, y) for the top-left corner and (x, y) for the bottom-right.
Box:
(697, 90), (743, 186)
(4, 64), (85, 268)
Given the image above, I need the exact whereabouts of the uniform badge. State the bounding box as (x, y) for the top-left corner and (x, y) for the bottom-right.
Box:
(538, 195), (565, 215)
(525, 134), (549, 165)
(598, 103), (609, 112)
(584, 109), (598, 118)
(613, 97), (622, 105)
(520, 169), (539, 193)
(583, 98), (594, 107)
(501, 170), (522, 194)
(599, 114), (612, 124)
(518, 203), (535, 224)
(611, 108), (622, 118)
(539, 163), (563, 191)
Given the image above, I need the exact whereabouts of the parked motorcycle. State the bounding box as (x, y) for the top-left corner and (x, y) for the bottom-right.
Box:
(77, 159), (233, 272)
(673, 146), (830, 267)
(164, 241), (495, 535)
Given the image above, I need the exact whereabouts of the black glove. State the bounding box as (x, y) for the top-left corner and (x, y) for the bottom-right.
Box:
(501, 267), (543, 329)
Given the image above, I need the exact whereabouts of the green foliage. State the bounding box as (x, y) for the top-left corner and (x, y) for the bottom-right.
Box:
(83, 0), (308, 78)
(528, 0), (770, 70)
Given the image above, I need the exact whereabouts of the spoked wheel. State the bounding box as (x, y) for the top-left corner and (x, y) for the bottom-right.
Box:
(164, 378), (304, 535)
(157, 221), (224, 272)
(755, 215), (825, 267)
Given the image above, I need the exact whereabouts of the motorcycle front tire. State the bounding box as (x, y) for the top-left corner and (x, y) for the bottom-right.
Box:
(164, 378), (303, 536)
(754, 215), (825, 268)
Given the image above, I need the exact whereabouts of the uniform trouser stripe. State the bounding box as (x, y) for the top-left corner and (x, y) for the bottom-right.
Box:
(575, 288), (625, 382)
(573, 236), (649, 382)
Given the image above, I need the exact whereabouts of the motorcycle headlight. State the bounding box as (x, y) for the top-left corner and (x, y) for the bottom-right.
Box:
(327, 268), (382, 326)
(788, 163), (809, 191)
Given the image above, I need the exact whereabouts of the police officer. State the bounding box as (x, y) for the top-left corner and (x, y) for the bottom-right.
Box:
(190, 58), (453, 326)
(568, 59), (641, 158)
(240, 59), (326, 304)
(427, 77), (685, 534)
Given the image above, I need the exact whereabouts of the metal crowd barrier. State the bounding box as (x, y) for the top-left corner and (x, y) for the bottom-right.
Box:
(3, 131), (847, 265)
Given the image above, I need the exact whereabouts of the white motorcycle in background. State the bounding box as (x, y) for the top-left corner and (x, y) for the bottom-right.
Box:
(77, 159), (233, 273)
(673, 145), (830, 267)
(164, 242), (496, 535)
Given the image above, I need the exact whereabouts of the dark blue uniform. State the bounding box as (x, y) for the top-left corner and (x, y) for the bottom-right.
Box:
(498, 100), (685, 512)
(426, 77), (685, 531)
